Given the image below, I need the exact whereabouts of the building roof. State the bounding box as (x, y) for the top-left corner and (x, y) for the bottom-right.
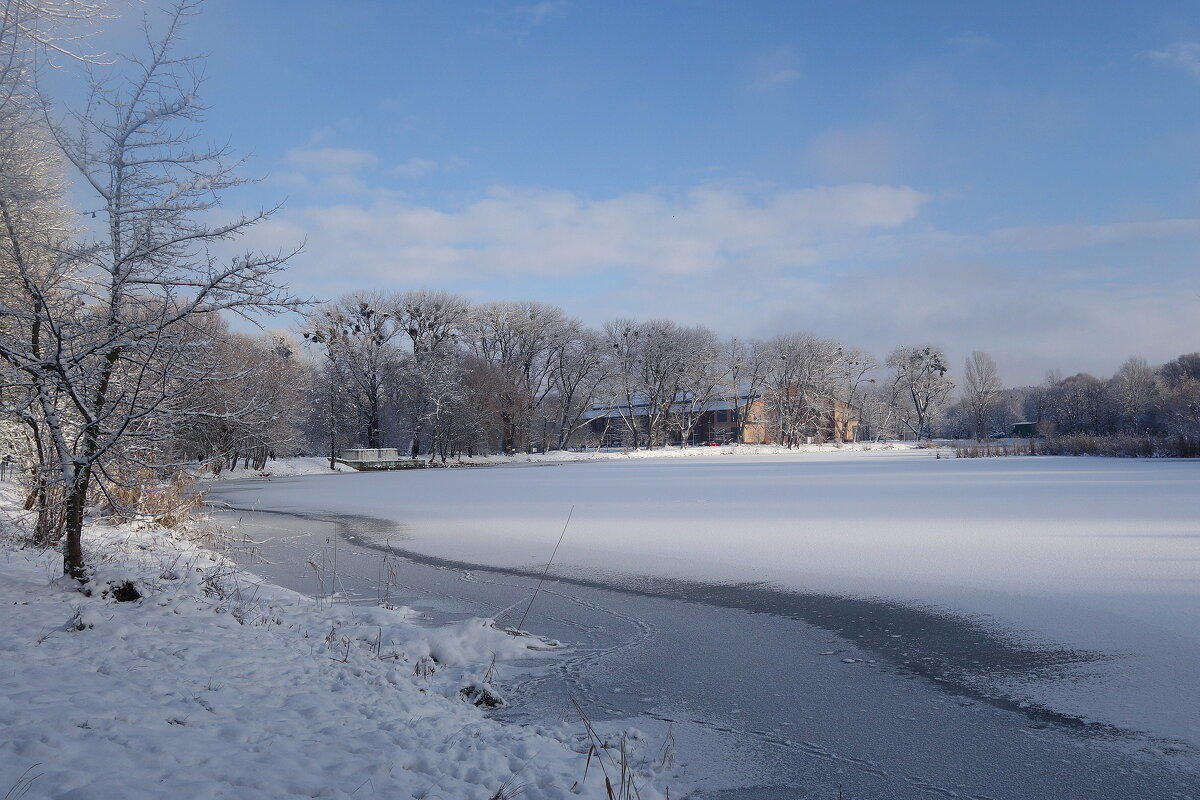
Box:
(582, 391), (759, 421)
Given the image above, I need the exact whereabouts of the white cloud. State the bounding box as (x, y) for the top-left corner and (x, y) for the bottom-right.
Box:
(984, 218), (1200, 251)
(517, 0), (567, 25)
(805, 124), (903, 182)
(248, 183), (928, 288)
(388, 157), (438, 178)
(748, 46), (801, 92)
(230, 181), (1200, 386)
(283, 146), (378, 174)
(778, 259), (1200, 385)
(1147, 42), (1200, 81)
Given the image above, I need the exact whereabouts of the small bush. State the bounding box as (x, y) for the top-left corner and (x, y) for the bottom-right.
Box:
(100, 470), (202, 528)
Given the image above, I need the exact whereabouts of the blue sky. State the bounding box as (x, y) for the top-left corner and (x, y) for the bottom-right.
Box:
(66, 1), (1200, 384)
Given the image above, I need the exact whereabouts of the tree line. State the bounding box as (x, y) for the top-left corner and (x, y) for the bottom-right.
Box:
(941, 353), (1200, 445)
(292, 297), (1199, 460)
(297, 293), (899, 460)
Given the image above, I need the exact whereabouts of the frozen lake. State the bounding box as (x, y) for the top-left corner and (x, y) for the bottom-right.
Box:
(207, 450), (1200, 798)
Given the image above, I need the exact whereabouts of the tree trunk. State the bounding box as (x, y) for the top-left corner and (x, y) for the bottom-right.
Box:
(63, 470), (89, 582)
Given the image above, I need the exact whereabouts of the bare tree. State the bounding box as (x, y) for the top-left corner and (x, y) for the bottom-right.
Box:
(669, 325), (727, 447)
(962, 350), (1001, 440)
(886, 345), (953, 440)
(396, 289), (469, 354)
(391, 289), (469, 456)
(601, 317), (646, 448)
(546, 322), (611, 450)
(1039, 373), (1110, 436)
(1160, 353), (1200, 438)
(601, 319), (708, 449)
(830, 346), (876, 445)
(303, 292), (403, 450)
(0, 2), (300, 580)
(1161, 353), (1200, 387)
(1110, 356), (1158, 435)
(722, 338), (769, 444)
(0, 0), (104, 544)
(764, 333), (842, 447)
(172, 325), (307, 472)
(465, 300), (569, 453)
(858, 383), (899, 441)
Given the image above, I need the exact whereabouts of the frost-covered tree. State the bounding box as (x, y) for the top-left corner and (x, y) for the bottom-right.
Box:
(171, 326), (307, 472)
(0, 0), (105, 544)
(391, 289), (469, 457)
(830, 346), (876, 445)
(545, 323), (612, 450)
(1, 2), (300, 580)
(303, 293), (405, 450)
(1160, 354), (1200, 438)
(721, 338), (769, 444)
(599, 319), (711, 449)
(0, 121), (72, 543)
(1110, 356), (1159, 435)
(465, 300), (570, 453)
(763, 333), (842, 447)
(668, 325), (727, 447)
(886, 345), (954, 440)
(962, 350), (1001, 440)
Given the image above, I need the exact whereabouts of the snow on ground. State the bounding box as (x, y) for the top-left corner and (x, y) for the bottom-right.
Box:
(206, 448), (1200, 755)
(420, 440), (907, 467)
(196, 442), (915, 481)
(194, 456), (358, 481)
(0, 482), (676, 799)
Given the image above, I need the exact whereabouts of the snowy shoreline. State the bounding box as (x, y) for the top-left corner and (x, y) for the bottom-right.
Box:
(0, 482), (677, 799)
(196, 440), (927, 482)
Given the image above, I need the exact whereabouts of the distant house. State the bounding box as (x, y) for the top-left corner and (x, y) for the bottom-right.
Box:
(582, 392), (764, 447)
(827, 401), (861, 444)
(1011, 421), (1038, 438)
(583, 390), (859, 447)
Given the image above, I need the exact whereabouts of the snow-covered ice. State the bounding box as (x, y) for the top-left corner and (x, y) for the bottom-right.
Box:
(208, 447), (1200, 758)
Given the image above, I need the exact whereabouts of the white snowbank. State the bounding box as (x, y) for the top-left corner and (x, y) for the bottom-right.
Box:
(195, 443), (920, 481)
(434, 440), (915, 467)
(0, 483), (675, 799)
(194, 455), (357, 481)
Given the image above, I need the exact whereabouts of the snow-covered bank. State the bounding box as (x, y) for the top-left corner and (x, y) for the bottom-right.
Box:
(0, 484), (676, 799)
(196, 442), (921, 482)
(440, 441), (911, 466)
(194, 455), (359, 480)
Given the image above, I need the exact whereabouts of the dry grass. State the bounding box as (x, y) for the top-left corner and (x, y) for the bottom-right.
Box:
(955, 435), (1200, 459)
(101, 469), (203, 529)
(953, 441), (1035, 458)
(488, 781), (525, 800)
(1039, 434), (1199, 458)
(2, 763), (42, 800)
(570, 697), (645, 800)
